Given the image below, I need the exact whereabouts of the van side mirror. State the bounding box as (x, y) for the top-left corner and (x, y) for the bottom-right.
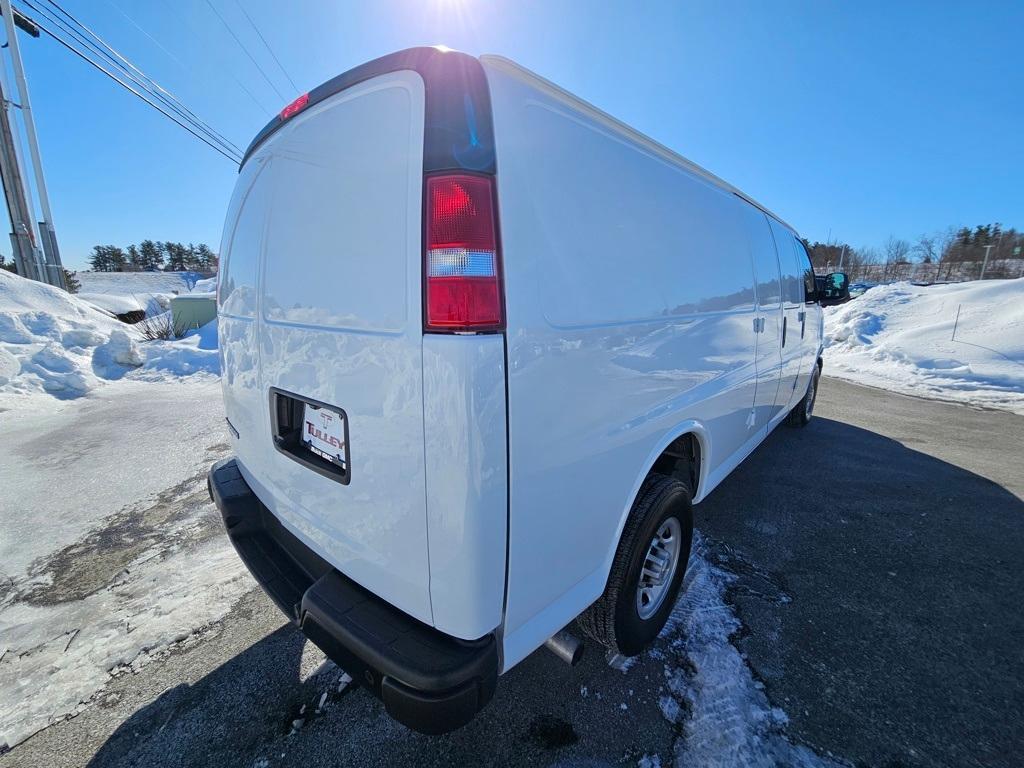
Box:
(819, 272), (850, 306)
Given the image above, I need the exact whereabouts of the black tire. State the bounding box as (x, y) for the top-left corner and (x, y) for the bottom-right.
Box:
(577, 473), (693, 656)
(787, 362), (821, 428)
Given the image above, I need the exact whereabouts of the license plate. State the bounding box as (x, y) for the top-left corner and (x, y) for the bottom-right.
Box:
(302, 404), (347, 469)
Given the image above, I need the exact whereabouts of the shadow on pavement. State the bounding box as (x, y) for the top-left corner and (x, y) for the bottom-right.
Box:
(696, 416), (1024, 768)
(87, 415), (1023, 768)
(85, 602), (675, 767)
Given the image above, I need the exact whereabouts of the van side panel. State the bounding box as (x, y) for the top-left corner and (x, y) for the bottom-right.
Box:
(482, 60), (761, 668)
(422, 335), (508, 639)
(226, 72), (433, 625)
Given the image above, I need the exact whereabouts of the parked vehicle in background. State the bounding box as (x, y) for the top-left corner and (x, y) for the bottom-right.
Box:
(848, 282), (876, 298)
(209, 46), (834, 734)
(816, 272), (853, 305)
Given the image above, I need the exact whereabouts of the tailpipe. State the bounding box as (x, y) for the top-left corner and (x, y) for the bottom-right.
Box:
(544, 629), (584, 666)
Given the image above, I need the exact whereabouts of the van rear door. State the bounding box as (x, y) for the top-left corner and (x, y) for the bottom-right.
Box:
(228, 71), (432, 624)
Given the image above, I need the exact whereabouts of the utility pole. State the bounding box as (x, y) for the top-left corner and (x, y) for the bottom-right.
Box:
(0, 58), (41, 280)
(980, 244), (993, 280)
(0, 0), (63, 287)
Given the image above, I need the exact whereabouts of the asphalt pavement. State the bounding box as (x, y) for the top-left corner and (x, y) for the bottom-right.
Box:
(3, 377), (1022, 768)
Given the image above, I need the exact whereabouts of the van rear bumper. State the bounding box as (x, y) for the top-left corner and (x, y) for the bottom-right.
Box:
(208, 457), (498, 734)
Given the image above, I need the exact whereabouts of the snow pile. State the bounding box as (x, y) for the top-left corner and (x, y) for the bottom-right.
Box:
(76, 292), (145, 316)
(824, 279), (1024, 413)
(192, 276), (217, 293)
(0, 270), (144, 399)
(76, 271), (212, 319)
(138, 317), (219, 378)
(77, 270), (207, 294)
(0, 271), (219, 404)
(658, 534), (840, 767)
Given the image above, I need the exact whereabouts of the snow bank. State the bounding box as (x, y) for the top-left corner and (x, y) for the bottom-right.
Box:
(824, 279), (1024, 414)
(76, 292), (145, 316)
(0, 271), (219, 405)
(192, 276), (217, 293)
(138, 317), (219, 378)
(76, 271), (208, 294)
(76, 271), (212, 319)
(0, 271), (143, 400)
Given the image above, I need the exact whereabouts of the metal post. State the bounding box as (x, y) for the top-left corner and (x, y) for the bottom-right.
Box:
(838, 244), (846, 270)
(0, 0), (63, 288)
(980, 244), (993, 280)
(0, 59), (39, 280)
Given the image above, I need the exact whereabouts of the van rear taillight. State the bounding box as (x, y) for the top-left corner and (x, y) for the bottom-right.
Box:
(425, 175), (504, 332)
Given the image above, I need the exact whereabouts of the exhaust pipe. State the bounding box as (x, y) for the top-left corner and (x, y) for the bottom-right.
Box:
(544, 629), (584, 666)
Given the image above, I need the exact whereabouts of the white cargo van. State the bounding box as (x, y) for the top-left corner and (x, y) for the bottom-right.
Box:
(209, 46), (846, 734)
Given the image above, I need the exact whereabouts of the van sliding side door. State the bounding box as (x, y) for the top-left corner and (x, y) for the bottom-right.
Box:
(768, 218), (803, 414)
(746, 209), (784, 431)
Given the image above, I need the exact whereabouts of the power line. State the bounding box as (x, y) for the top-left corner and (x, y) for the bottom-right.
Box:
(231, 0), (298, 93)
(202, 0), (286, 102)
(136, 0), (276, 117)
(14, 5), (241, 163)
(32, 0), (243, 157)
(103, 0), (192, 73)
(26, 0), (242, 157)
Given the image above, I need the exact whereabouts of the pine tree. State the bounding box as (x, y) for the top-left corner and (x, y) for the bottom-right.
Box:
(89, 245), (112, 272)
(194, 243), (215, 270)
(139, 239), (163, 270)
(126, 244), (143, 271)
(63, 269), (80, 293)
(109, 246), (127, 272)
(164, 242), (187, 271)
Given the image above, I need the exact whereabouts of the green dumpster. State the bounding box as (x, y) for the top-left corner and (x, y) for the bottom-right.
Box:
(170, 292), (217, 331)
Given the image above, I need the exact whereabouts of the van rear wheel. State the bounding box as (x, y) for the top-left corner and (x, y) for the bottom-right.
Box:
(577, 473), (693, 657)
(787, 363), (821, 428)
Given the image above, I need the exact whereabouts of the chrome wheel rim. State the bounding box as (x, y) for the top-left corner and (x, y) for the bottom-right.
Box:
(636, 517), (683, 620)
(805, 371), (818, 419)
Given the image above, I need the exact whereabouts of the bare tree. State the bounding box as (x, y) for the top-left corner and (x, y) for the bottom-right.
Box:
(883, 236), (911, 282)
(914, 233), (937, 264)
(935, 226), (957, 281)
(852, 246), (882, 283)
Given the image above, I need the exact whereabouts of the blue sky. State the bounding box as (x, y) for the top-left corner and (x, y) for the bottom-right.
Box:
(9, 0), (1023, 269)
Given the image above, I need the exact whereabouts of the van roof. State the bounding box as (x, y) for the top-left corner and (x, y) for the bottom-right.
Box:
(240, 46), (496, 175)
(240, 46), (796, 235)
(477, 54), (794, 233)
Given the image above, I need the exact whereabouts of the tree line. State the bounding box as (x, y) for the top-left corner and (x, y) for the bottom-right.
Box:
(803, 222), (1024, 283)
(88, 240), (217, 272)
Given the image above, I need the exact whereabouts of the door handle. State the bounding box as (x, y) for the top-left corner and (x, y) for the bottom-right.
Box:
(798, 310), (806, 339)
(782, 316), (787, 347)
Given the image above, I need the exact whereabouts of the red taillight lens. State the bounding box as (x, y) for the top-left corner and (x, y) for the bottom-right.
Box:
(280, 93), (309, 120)
(425, 175), (503, 331)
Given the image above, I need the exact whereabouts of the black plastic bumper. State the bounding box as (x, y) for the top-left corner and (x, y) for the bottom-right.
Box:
(208, 457), (498, 734)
